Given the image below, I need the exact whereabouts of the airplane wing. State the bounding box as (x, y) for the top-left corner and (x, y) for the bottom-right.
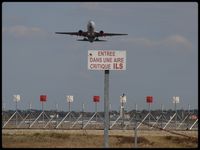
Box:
(95, 32), (128, 37)
(55, 32), (87, 36)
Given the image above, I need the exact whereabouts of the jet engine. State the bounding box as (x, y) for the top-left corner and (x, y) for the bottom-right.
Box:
(99, 30), (104, 36)
(78, 30), (83, 36)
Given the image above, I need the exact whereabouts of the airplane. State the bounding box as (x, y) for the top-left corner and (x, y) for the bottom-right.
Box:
(55, 20), (128, 43)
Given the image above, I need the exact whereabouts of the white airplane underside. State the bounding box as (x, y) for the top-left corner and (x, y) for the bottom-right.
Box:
(77, 38), (106, 42)
(55, 20), (128, 43)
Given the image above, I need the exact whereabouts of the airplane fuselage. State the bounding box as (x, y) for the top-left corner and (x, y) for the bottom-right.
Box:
(86, 20), (96, 42)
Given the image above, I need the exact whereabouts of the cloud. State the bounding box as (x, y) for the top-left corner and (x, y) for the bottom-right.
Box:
(121, 34), (192, 50)
(162, 35), (192, 48)
(79, 2), (116, 13)
(80, 2), (100, 11)
(3, 25), (46, 37)
(122, 37), (157, 47)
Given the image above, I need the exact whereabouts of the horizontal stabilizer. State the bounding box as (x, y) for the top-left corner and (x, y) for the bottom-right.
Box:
(77, 39), (107, 42)
(94, 39), (107, 42)
(77, 39), (89, 41)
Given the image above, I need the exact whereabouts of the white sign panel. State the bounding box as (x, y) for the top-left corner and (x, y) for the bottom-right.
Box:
(172, 96), (180, 103)
(120, 96), (127, 103)
(88, 50), (126, 70)
(13, 95), (21, 102)
(66, 95), (74, 103)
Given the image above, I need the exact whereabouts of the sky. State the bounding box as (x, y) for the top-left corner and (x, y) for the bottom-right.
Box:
(2, 2), (198, 112)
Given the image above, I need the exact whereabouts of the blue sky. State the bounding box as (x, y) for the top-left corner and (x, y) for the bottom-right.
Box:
(2, 2), (198, 111)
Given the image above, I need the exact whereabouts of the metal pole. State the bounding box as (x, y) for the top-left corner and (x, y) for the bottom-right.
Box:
(83, 112), (97, 129)
(68, 101), (70, 114)
(95, 102), (97, 126)
(187, 104), (190, 129)
(188, 104), (190, 113)
(42, 102), (44, 127)
(110, 115), (121, 129)
(29, 103), (32, 128)
(149, 103), (150, 129)
(161, 104), (163, 128)
(189, 119), (198, 130)
(16, 101), (18, 127)
(134, 104), (138, 148)
(56, 112), (71, 128)
(3, 111), (17, 128)
(82, 103), (84, 129)
(2, 103), (5, 126)
(69, 101), (71, 127)
(109, 103), (111, 127)
(104, 70), (109, 148)
(56, 104), (58, 127)
(175, 101), (177, 129)
(181, 106), (184, 120)
(135, 104), (137, 112)
(163, 113), (176, 129)
(122, 100), (124, 129)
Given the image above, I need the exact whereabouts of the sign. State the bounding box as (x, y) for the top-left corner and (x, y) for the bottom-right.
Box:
(88, 50), (126, 70)
(172, 96), (180, 103)
(40, 95), (47, 102)
(66, 95), (74, 103)
(93, 96), (100, 102)
(146, 96), (153, 103)
(13, 95), (21, 102)
(120, 95), (126, 103)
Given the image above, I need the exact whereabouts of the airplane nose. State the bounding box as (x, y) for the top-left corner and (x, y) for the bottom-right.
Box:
(89, 20), (95, 27)
(87, 20), (95, 31)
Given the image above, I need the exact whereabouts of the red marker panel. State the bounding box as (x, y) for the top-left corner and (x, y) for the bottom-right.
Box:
(40, 95), (47, 102)
(93, 96), (100, 102)
(146, 96), (153, 103)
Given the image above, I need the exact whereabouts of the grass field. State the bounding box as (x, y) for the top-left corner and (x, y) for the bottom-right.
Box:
(2, 129), (198, 148)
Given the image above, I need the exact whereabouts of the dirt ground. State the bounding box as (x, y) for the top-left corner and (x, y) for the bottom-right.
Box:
(2, 129), (198, 148)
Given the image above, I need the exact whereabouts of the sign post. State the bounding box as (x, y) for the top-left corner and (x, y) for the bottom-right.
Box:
(173, 96), (180, 129)
(56, 104), (59, 126)
(66, 95), (74, 112)
(2, 102), (5, 126)
(134, 104), (138, 148)
(13, 94), (21, 126)
(67, 95), (74, 127)
(93, 96), (100, 126)
(82, 103), (85, 129)
(161, 104), (163, 128)
(40, 95), (47, 127)
(120, 93), (126, 129)
(187, 104), (190, 129)
(29, 102), (32, 127)
(146, 96), (153, 129)
(88, 50), (126, 148)
(104, 70), (109, 148)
